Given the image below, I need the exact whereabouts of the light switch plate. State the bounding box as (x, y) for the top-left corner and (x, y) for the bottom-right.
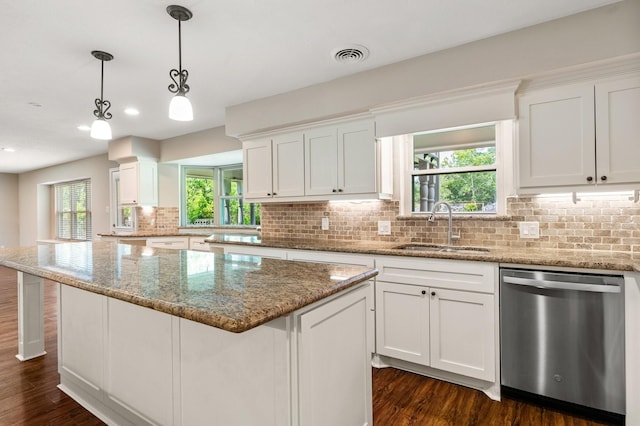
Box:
(321, 217), (329, 231)
(378, 220), (391, 235)
(519, 221), (540, 239)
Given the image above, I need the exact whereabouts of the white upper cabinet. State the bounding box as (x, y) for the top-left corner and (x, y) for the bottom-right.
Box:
(305, 120), (377, 196)
(244, 118), (391, 202)
(243, 133), (305, 200)
(118, 160), (158, 206)
(518, 74), (640, 192)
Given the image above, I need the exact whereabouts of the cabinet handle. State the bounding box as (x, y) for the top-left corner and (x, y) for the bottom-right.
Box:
(600, 176), (607, 182)
(421, 290), (426, 295)
(586, 176), (593, 182)
(431, 291), (436, 296)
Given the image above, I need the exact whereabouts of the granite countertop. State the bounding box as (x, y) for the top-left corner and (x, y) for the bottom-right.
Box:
(204, 235), (640, 272)
(0, 242), (377, 333)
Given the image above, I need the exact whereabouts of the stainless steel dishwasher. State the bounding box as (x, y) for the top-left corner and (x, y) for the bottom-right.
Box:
(500, 268), (625, 419)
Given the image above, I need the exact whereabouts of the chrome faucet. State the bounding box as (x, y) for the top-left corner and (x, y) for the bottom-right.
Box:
(428, 201), (454, 247)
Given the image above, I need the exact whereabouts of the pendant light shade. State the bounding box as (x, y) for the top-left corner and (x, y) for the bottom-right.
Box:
(169, 93), (193, 121)
(90, 118), (112, 140)
(167, 5), (194, 121)
(90, 50), (114, 140)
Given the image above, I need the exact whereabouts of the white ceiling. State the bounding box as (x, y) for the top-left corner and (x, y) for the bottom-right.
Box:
(0, 0), (620, 174)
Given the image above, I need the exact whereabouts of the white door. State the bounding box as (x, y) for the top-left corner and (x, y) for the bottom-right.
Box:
(243, 139), (273, 199)
(595, 75), (640, 184)
(272, 132), (305, 197)
(429, 288), (495, 381)
(338, 120), (376, 194)
(518, 84), (595, 188)
(297, 284), (372, 426)
(304, 126), (338, 195)
(375, 281), (429, 366)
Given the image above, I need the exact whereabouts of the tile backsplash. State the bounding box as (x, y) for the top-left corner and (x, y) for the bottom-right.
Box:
(261, 194), (640, 252)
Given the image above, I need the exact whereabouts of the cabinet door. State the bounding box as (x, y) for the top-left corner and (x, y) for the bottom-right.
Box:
(304, 126), (338, 195)
(518, 85), (595, 188)
(429, 288), (495, 381)
(106, 298), (174, 426)
(59, 285), (105, 400)
(375, 281), (429, 365)
(297, 284), (372, 426)
(118, 162), (139, 204)
(595, 76), (640, 184)
(338, 120), (377, 194)
(243, 139), (273, 199)
(272, 132), (305, 197)
(136, 161), (158, 206)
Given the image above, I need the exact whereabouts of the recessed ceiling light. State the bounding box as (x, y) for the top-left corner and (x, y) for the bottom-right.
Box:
(1, 147), (16, 153)
(77, 125), (91, 131)
(124, 107), (140, 116)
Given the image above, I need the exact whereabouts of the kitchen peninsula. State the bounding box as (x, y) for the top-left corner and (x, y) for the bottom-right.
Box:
(0, 242), (378, 426)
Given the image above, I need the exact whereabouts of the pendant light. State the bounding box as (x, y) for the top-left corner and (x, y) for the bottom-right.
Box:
(167, 5), (193, 121)
(90, 50), (114, 140)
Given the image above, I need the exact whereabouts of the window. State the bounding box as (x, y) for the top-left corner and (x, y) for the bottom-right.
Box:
(55, 179), (92, 240)
(182, 165), (260, 227)
(411, 123), (497, 214)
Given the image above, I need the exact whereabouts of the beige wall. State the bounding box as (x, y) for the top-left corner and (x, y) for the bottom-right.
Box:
(0, 173), (19, 247)
(160, 126), (241, 163)
(226, 1), (640, 136)
(18, 154), (117, 246)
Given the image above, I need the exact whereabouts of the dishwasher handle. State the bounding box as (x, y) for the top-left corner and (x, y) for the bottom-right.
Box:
(502, 275), (621, 293)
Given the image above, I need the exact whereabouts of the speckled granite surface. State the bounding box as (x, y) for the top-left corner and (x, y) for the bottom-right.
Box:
(0, 242), (377, 333)
(205, 235), (640, 272)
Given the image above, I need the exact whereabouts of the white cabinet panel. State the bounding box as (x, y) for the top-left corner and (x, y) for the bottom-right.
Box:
(338, 121), (376, 194)
(518, 84), (595, 188)
(304, 126), (339, 195)
(429, 288), (495, 381)
(180, 318), (289, 426)
(118, 161), (158, 206)
(297, 284), (372, 426)
(106, 298), (174, 426)
(146, 236), (189, 250)
(59, 285), (105, 398)
(243, 138), (274, 199)
(223, 245), (287, 259)
(286, 249), (374, 267)
(272, 132), (305, 197)
(595, 76), (640, 184)
(375, 281), (429, 365)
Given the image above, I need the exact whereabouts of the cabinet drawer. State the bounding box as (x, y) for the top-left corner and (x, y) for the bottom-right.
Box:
(146, 237), (189, 250)
(375, 256), (496, 293)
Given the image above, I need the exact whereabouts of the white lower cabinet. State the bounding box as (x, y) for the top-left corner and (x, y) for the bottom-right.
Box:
(106, 298), (174, 426)
(58, 281), (373, 426)
(374, 256), (498, 387)
(296, 282), (372, 426)
(223, 244), (288, 259)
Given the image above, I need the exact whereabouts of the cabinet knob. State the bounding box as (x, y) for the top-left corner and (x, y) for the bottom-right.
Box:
(421, 290), (426, 295)
(267, 193), (272, 196)
(338, 188), (343, 192)
(431, 291), (436, 296)
(273, 192), (277, 196)
(600, 176), (607, 182)
(586, 176), (593, 182)
(332, 189), (337, 193)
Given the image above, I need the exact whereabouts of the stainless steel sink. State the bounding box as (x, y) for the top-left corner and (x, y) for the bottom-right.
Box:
(393, 244), (490, 254)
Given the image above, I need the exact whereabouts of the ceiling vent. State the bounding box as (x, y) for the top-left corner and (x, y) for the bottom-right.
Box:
(332, 45), (369, 64)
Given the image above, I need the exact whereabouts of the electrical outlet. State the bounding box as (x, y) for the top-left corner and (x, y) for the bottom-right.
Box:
(378, 220), (391, 235)
(321, 217), (329, 231)
(519, 221), (540, 239)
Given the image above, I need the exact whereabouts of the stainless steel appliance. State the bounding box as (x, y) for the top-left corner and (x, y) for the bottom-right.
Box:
(500, 268), (625, 418)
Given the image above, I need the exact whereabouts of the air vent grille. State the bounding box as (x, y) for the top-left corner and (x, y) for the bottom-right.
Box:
(333, 45), (369, 64)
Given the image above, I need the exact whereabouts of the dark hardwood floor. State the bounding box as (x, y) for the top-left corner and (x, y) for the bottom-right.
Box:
(0, 265), (611, 426)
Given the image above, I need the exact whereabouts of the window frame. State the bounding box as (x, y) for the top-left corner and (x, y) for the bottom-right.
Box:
(401, 120), (513, 216)
(55, 178), (92, 241)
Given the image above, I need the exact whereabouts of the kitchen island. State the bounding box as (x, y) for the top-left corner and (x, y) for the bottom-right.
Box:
(0, 242), (378, 426)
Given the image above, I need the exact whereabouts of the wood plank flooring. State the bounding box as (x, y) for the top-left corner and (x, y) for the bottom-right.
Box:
(0, 265), (612, 425)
